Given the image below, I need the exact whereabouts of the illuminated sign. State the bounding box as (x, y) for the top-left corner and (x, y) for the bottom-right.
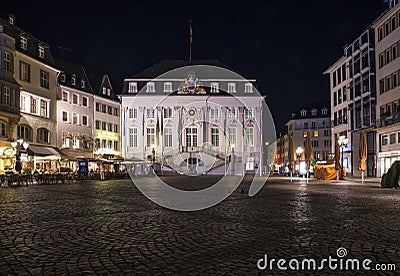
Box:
(379, 151), (400, 158)
(95, 130), (119, 140)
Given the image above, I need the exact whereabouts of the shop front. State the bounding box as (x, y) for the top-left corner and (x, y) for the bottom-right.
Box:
(379, 150), (400, 177)
(27, 145), (62, 173)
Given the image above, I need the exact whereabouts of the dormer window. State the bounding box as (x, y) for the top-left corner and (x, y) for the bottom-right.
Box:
(164, 82), (173, 92)
(210, 82), (219, 93)
(300, 109), (307, 117)
(244, 83), (253, 93)
(20, 36), (27, 50)
(9, 16), (14, 25)
(147, 82), (155, 93)
(71, 74), (76, 85)
(39, 45), (44, 58)
(81, 80), (85, 88)
(311, 108), (317, 116)
(107, 88), (110, 96)
(128, 82), (138, 93)
(322, 107), (328, 116)
(228, 83), (236, 93)
(103, 87), (106, 95)
(60, 74), (66, 82)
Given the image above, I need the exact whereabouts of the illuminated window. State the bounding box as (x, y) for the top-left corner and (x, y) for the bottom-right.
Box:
(21, 36), (28, 50)
(147, 82), (155, 93)
(210, 83), (219, 93)
(211, 128), (219, 147)
(244, 83), (253, 93)
(228, 83), (236, 93)
(128, 82), (137, 93)
(38, 45), (44, 58)
(314, 130), (319, 137)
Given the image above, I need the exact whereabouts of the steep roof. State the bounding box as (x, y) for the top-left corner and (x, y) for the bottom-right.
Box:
(54, 56), (93, 94)
(287, 101), (330, 121)
(129, 60), (249, 79)
(85, 69), (120, 102)
(0, 14), (59, 70)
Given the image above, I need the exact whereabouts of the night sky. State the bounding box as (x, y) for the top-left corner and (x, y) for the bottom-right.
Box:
(3, 0), (388, 133)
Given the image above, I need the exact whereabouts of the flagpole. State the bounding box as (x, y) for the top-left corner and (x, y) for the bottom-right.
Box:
(189, 20), (192, 61)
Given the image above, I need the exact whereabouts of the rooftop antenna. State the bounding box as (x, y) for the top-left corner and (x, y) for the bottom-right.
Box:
(189, 20), (193, 60)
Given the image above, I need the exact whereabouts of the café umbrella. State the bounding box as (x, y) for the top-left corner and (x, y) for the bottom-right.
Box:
(358, 130), (367, 184)
(304, 131), (312, 183)
(334, 136), (341, 181)
(288, 135), (296, 182)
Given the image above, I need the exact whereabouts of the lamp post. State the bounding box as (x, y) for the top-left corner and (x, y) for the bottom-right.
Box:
(151, 144), (156, 174)
(231, 144), (235, 175)
(11, 139), (29, 174)
(296, 146), (303, 176)
(338, 135), (349, 180)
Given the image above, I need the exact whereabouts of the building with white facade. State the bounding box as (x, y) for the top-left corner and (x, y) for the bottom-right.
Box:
(119, 60), (270, 175)
(373, 1), (400, 176)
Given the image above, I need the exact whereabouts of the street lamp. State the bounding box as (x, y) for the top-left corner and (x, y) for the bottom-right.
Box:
(231, 144), (235, 175)
(338, 135), (349, 180)
(151, 144), (156, 174)
(11, 139), (29, 174)
(296, 146), (303, 175)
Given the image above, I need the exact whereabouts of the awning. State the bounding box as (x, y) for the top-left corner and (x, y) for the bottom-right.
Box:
(27, 145), (60, 157)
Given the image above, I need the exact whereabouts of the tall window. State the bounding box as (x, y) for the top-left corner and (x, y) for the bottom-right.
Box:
(102, 122), (106, 130)
(82, 115), (88, 126)
(146, 128), (155, 147)
(37, 128), (49, 143)
(1, 122), (6, 137)
(30, 98), (37, 114)
(186, 128), (198, 147)
(40, 70), (49, 89)
(73, 94), (78, 105)
(40, 100), (48, 117)
(210, 83), (219, 93)
(20, 36), (27, 50)
(114, 124), (118, 133)
(96, 103), (100, 112)
(227, 107), (236, 118)
(114, 141), (118, 151)
(62, 111), (68, 122)
(18, 125), (32, 141)
(108, 140), (112, 149)
(146, 82), (155, 93)
(62, 91), (68, 102)
(72, 113), (78, 125)
(38, 45), (44, 58)
(164, 128), (172, 147)
(228, 128), (236, 146)
(163, 107), (172, 118)
(82, 97), (88, 107)
(164, 82), (173, 92)
(244, 83), (253, 93)
(95, 120), (100, 129)
(128, 82), (137, 93)
(147, 109), (155, 118)
(128, 108), (134, 119)
(21, 94), (27, 112)
(3, 87), (10, 105)
(211, 128), (219, 147)
(228, 83), (236, 93)
(108, 123), (113, 132)
(129, 128), (138, 147)
(245, 128), (254, 147)
(3, 52), (11, 72)
(244, 108), (253, 119)
(210, 107), (219, 118)
(20, 61), (30, 82)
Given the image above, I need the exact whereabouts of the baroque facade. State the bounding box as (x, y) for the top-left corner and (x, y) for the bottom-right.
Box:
(119, 60), (268, 175)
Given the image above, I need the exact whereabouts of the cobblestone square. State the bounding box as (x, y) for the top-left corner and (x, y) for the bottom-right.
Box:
(0, 176), (399, 275)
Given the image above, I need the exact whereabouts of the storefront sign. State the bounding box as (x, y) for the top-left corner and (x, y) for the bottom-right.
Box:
(379, 151), (400, 158)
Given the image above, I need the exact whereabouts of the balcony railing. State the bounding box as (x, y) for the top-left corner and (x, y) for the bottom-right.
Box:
(377, 112), (400, 128)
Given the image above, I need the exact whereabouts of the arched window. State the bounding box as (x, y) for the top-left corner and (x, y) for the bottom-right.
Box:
(37, 128), (50, 144)
(17, 125), (33, 141)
